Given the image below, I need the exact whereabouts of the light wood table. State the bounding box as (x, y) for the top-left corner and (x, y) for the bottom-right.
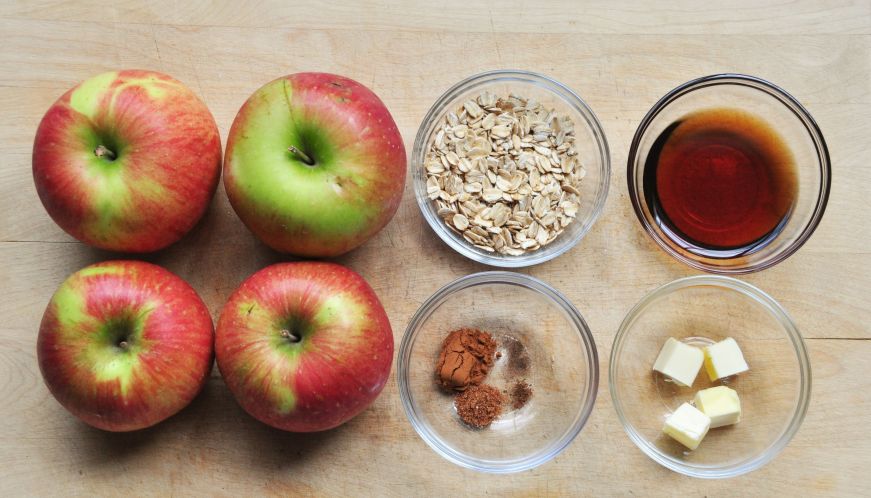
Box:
(1, 1), (869, 495)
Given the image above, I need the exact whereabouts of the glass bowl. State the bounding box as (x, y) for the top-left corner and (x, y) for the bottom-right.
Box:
(412, 70), (610, 267)
(610, 275), (811, 478)
(627, 74), (831, 274)
(397, 272), (599, 473)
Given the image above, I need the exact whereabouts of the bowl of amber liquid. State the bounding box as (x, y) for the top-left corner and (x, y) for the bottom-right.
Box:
(627, 74), (831, 273)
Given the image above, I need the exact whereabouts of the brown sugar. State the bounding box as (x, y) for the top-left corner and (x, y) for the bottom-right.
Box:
(455, 384), (505, 428)
(435, 328), (497, 392)
(509, 380), (533, 410)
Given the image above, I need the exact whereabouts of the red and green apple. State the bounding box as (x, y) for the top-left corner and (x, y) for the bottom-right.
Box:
(223, 73), (406, 257)
(32, 70), (222, 252)
(37, 260), (214, 432)
(215, 262), (393, 432)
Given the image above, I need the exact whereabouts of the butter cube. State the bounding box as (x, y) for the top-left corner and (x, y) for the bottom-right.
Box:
(652, 338), (703, 387)
(694, 386), (742, 428)
(663, 402), (711, 450)
(704, 337), (749, 381)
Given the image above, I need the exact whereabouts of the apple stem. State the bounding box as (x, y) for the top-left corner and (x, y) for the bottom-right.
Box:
(94, 145), (116, 161)
(280, 329), (302, 343)
(118, 340), (129, 350)
(288, 146), (315, 166)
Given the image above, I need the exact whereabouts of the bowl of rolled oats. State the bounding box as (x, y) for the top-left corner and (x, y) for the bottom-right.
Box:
(413, 70), (610, 267)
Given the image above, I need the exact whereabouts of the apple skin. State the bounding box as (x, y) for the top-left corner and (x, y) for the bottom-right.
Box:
(37, 260), (214, 432)
(223, 73), (406, 257)
(33, 70), (222, 252)
(215, 262), (393, 432)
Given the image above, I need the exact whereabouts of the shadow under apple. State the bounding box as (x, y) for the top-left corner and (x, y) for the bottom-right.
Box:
(217, 387), (347, 471)
(68, 376), (222, 468)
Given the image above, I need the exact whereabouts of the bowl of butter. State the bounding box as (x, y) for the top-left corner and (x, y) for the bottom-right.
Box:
(609, 275), (811, 478)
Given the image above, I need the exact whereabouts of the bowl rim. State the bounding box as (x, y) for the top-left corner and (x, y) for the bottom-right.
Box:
(397, 271), (600, 473)
(609, 275), (812, 479)
(626, 73), (832, 274)
(412, 69), (611, 268)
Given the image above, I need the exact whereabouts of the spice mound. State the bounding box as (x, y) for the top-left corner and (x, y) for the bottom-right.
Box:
(455, 384), (505, 428)
(435, 328), (497, 391)
(509, 380), (533, 410)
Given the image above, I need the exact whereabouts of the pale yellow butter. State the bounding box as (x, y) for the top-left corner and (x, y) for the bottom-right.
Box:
(694, 386), (741, 428)
(652, 337), (703, 387)
(663, 402), (711, 450)
(704, 337), (749, 381)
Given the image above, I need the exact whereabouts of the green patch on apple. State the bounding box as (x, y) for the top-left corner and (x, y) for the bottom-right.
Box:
(227, 80), (373, 240)
(68, 71), (118, 120)
(86, 312), (152, 396)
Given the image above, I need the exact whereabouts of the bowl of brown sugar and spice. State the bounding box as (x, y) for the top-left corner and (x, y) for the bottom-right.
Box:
(397, 272), (598, 473)
(436, 328), (535, 427)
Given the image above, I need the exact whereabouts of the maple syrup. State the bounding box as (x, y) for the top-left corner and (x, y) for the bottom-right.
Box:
(643, 108), (798, 257)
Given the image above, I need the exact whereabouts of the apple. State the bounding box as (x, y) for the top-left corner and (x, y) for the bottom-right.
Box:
(37, 260), (214, 431)
(215, 262), (393, 432)
(33, 70), (222, 252)
(223, 73), (406, 257)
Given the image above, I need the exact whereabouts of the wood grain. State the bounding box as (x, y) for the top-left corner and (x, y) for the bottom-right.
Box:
(1, 0), (869, 34)
(0, 1), (868, 496)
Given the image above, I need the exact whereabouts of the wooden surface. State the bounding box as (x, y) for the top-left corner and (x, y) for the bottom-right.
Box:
(1, 1), (869, 496)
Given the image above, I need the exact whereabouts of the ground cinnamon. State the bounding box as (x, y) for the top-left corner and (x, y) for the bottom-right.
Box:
(455, 384), (504, 428)
(435, 328), (497, 391)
